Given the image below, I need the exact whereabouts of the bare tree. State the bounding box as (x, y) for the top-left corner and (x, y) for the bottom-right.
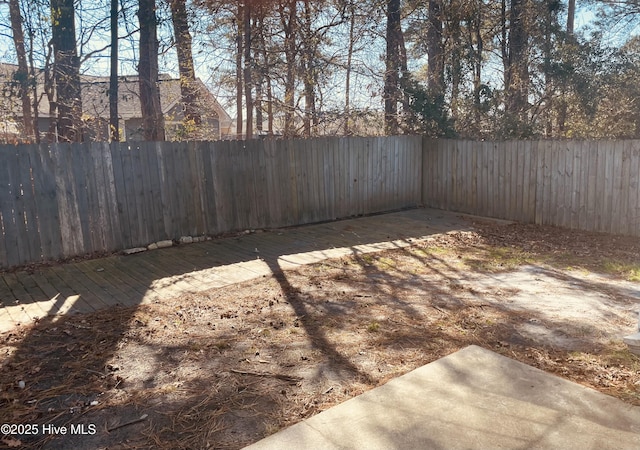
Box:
(504, 0), (530, 133)
(556, 0), (576, 135)
(384, 0), (403, 134)
(344, 0), (356, 135)
(138, 0), (165, 141)
(278, 0), (297, 137)
(109, 0), (119, 141)
(243, 0), (253, 139)
(235, 2), (243, 137)
(426, 0), (444, 96)
(8, 0), (35, 141)
(169, 0), (202, 130)
(51, 0), (83, 142)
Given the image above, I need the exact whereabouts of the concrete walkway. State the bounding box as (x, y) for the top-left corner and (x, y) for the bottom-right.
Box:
(245, 345), (640, 450)
(0, 208), (474, 333)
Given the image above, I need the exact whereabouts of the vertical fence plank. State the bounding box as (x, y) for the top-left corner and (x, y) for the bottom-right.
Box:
(534, 140), (544, 225)
(155, 141), (174, 239)
(320, 137), (332, 218)
(52, 144), (85, 257)
(440, 140), (449, 210)
(432, 140), (442, 209)
(311, 138), (323, 221)
(630, 141), (640, 234)
(266, 138), (281, 227)
(523, 141), (533, 222)
(568, 142), (581, 230)
(585, 140), (597, 231)
(130, 143), (149, 245)
(114, 144), (136, 245)
(549, 141), (559, 227)
(72, 143), (95, 252)
(0, 147), (21, 266)
(499, 141), (507, 220)
(88, 143), (109, 251)
(508, 140), (518, 221)
(450, 140), (457, 210)
(143, 141), (166, 240)
(524, 141), (535, 223)
(21, 145), (44, 262)
(176, 142), (194, 236)
(518, 140), (526, 221)
(381, 137), (391, 210)
(82, 143), (103, 252)
(604, 141), (617, 234)
(115, 143), (134, 245)
(200, 141), (218, 232)
(480, 141), (489, 217)
(210, 140), (229, 232)
(32, 145), (63, 261)
(577, 141), (589, 232)
(618, 141), (632, 236)
(104, 144), (122, 249)
(593, 141), (605, 231)
(561, 142), (572, 229)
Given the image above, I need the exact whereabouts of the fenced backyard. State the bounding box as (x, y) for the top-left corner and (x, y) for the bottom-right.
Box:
(1, 136), (639, 269)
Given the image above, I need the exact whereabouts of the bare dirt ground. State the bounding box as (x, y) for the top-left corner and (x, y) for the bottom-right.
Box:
(1, 219), (640, 449)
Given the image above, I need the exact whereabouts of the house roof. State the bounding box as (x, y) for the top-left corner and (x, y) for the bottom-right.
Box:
(0, 62), (231, 127)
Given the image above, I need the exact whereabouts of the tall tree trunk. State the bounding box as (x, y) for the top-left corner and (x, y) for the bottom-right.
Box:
(505, 0), (529, 130)
(243, 1), (253, 139)
(557, 0), (575, 135)
(302, 0), (315, 137)
(255, 77), (263, 133)
(44, 50), (58, 143)
(543, 1), (553, 137)
(471, 0), (483, 133)
(256, 12), (272, 135)
(344, 3), (355, 135)
(448, 6), (462, 129)
(51, 0), (83, 142)
(109, 0), (119, 142)
(384, 0), (401, 135)
(28, 41), (41, 143)
(236, 2), (243, 137)
(9, 0), (34, 141)
(280, 0), (297, 137)
(170, 0), (202, 132)
(427, 0), (444, 96)
(566, 0), (575, 36)
(138, 0), (165, 141)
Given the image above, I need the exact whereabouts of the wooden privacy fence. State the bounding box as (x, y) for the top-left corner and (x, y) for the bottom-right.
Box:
(1, 137), (639, 269)
(0, 137), (422, 269)
(422, 139), (640, 237)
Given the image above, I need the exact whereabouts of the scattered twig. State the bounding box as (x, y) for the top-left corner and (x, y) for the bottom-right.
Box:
(107, 414), (148, 432)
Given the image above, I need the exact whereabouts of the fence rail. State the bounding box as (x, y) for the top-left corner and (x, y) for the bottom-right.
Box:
(1, 137), (639, 269)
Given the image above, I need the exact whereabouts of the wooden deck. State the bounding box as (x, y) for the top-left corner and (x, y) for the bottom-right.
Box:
(0, 208), (477, 333)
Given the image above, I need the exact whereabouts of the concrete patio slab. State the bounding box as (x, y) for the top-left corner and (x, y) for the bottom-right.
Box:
(245, 345), (640, 450)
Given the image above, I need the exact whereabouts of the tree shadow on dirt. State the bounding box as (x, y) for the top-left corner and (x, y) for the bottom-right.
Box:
(2, 211), (639, 448)
(0, 210), (451, 448)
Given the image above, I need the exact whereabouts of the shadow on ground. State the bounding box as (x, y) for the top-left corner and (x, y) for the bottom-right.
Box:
(1, 209), (639, 449)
